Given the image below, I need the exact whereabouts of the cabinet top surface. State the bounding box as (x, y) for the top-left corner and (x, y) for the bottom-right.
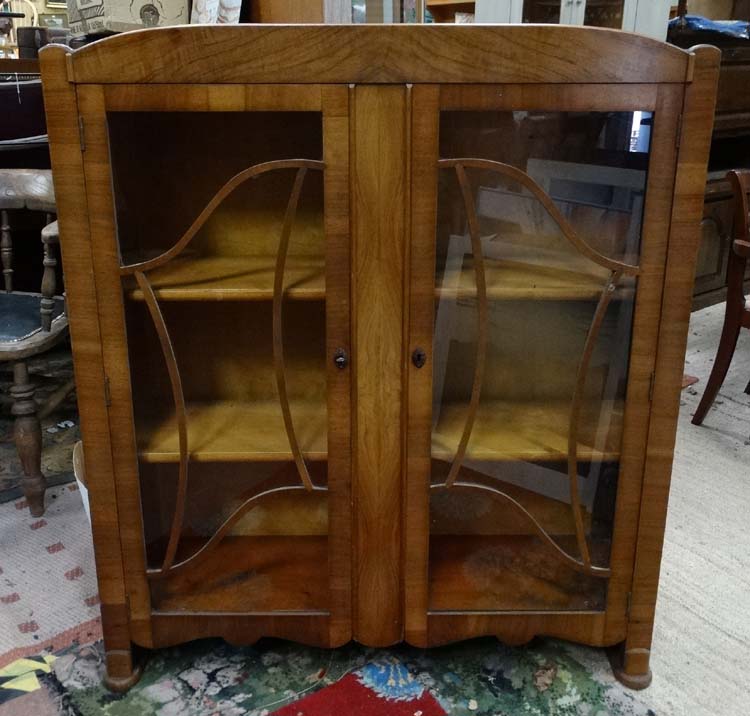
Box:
(40, 24), (713, 86)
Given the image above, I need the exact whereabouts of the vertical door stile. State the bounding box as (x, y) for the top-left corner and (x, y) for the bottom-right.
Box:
(405, 84), (441, 646)
(352, 84), (408, 646)
(322, 84), (353, 646)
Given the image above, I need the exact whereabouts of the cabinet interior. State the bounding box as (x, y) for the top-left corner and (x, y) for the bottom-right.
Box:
(109, 110), (330, 614)
(427, 108), (650, 612)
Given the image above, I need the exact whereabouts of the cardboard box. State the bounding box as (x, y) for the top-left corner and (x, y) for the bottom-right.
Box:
(66, 0), (189, 36)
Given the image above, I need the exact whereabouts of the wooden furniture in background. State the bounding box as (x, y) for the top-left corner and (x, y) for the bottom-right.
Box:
(668, 13), (750, 308)
(0, 170), (67, 516)
(692, 170), (750, 425)
(249, 0), (351, 22)
(472, 0), (671, 39)
(40, 25), (718, 692)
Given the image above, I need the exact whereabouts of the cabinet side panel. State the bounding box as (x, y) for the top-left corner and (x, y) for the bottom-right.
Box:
(39, 50), (133, 656)
(405, 84), (440, 646)
(76, 85), (153, 642)
(603, 84), (685, 641)
(625, 46), (720, 674)
(352, 85), (408, 645)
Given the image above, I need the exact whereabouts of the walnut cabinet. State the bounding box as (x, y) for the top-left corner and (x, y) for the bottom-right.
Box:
(40, 25), (719, 692)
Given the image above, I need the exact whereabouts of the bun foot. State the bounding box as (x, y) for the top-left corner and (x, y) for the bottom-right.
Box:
(102, 650), (145, 693)
(613, 666), (653, 690)
(608, 645), (652, 690)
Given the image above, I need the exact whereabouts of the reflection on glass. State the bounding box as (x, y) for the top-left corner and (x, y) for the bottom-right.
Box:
(108, 111), (330, 613)
(523, 0), (563, 23)
(352, 0), (419, 23)
(430, 110), (650, 612)
(584, 0), (625, 28)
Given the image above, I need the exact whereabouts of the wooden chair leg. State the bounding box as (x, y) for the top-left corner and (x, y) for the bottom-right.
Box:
(10, 362), (46, 517)
(1, 209), (12, 293)
(692, 318), (741, 425)
(692, 277), (745, 425)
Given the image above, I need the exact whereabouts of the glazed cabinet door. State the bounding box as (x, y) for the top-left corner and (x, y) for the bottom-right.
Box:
(406, 84), (682, 646)
(77, 84), (351, 648)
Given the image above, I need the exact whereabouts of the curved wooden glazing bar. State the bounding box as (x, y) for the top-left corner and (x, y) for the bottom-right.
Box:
(147, 482), (328, 581)
(437, 158), (640, 277)
(443, 163), (488, 489)
(134, 271), (188, 575)
(567, 270), (622, 570)
(431, 481), (610, 578)
(435, 158), (641, 576)
(273, 168), (315, 492)
(119, 159), (325, 276)
(124, 160), (326, 576)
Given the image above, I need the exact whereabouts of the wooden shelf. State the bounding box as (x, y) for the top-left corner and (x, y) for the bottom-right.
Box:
(429, 535), (608, 611)
(430, 468), (591, 536)
(432, 399), (623, 462)
(137, 400), (327, 463)
(125, 255), (325, 302)
(151, 536), (328, 613)
(436, 257), (633, 301)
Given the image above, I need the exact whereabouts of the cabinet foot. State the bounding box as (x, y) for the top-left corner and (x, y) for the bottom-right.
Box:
(102, 650), (145, 693)
(608, 645), (652, 690)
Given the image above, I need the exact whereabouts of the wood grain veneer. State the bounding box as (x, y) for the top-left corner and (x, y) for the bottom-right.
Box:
(40, 27), (718, 691)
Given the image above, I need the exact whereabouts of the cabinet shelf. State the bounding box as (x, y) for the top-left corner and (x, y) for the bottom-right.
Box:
(429, 535), (608, 612)
(436, 257), (633, 301)
(432, 399), (623, 462)
(151, 535), (329, 613)
(125, 255), (325, 302)
(137, 400), (327, 463)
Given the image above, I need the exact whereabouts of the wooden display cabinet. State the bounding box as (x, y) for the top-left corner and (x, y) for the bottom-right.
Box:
(40, 25), (718, 692)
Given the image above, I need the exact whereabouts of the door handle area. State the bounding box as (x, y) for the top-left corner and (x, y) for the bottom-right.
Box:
(334, 348), (349, 369)
(412, 347), (427, 369)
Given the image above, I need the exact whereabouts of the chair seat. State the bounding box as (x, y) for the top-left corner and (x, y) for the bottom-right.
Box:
(0, 292), (64, 343)
(0, 169), (55, 213)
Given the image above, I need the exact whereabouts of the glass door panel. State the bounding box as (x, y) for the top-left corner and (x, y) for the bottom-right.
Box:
(523, 0), (564, 23)
(430, 109), (651, 612)
(583, 0), (625, 28)
(107, 110), (333, 613)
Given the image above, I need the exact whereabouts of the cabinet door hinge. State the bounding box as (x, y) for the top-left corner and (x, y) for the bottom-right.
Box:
(79, 117), (86, 152)
(648, 372), (656, 403)
(104, 376), (112, 407)
(675, 113), (683, 151)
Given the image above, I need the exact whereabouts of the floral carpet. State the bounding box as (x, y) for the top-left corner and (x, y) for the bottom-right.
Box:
(47, 637), (656, 716)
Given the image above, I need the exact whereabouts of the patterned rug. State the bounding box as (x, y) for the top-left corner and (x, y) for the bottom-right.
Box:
(0, 482), (102, 671)
(46, 637), (655, 716)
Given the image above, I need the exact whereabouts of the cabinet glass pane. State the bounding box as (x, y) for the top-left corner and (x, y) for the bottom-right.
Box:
(523, 0), (563, 23)
(107, 111), (330, 613)
(431, 110), (651, 611)
(583, 0), (625, 28)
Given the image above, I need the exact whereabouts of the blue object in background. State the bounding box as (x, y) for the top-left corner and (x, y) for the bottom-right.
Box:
(669, 14), (749, 40)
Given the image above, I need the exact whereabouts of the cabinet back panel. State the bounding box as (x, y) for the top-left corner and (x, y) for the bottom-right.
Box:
(107, 111), (324, 260)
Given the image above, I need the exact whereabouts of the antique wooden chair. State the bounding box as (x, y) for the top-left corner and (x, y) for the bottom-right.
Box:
(1, 168), (68, 517)
(692, 169), (750, 426)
